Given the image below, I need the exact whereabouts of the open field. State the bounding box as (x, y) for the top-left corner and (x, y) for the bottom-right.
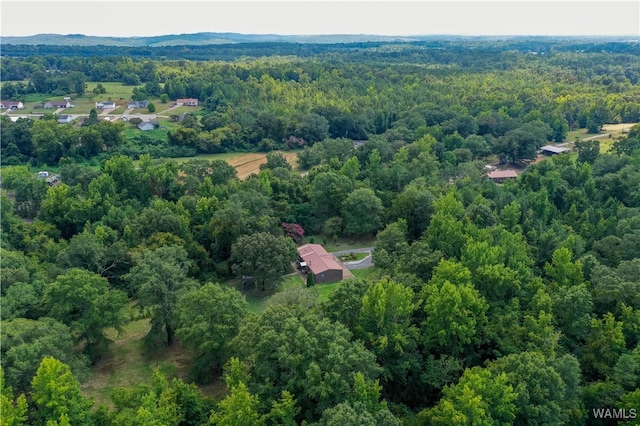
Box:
(170, 151), (299, 179)
(85, 82), (137, 100)
(566, 122), (637, 154)
(159, 105), (203, 116)
(81, 315), (198, 409)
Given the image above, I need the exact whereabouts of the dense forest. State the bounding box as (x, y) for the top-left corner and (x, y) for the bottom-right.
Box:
(1, 38), (640, 425)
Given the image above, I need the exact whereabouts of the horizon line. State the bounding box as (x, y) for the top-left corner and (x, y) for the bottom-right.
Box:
(3, 32), (638, 38)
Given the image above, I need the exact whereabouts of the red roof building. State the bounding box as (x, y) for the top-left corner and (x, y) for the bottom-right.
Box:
(297, 244), (343, 283)
(487, 169), (518, 182)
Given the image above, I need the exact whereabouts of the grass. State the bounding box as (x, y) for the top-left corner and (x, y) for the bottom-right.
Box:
(82, 316), (193, 409)
(124, 126), (170, 141)
(303, 234), (376, 252)
(159, 105), (203, 116)
(82, 303), (230, 410)
(337, 252), (369, 262)
(85, 82), (136, 100)
(221, 264), (378, 315)
(168, 151), (263, 164)
(350, 267), (380, 281)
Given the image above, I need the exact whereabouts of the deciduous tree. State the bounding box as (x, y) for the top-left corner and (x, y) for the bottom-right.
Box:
(176, 283), (248, 382)
(44, 268), (128, 362)
(230, 232), (296, 291)
(125, 245), (197, 348)
(341, 188), (384, 236)
(30, 357), (92, 426)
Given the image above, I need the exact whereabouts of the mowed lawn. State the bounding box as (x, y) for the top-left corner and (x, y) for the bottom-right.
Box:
(82, 315), (189, 408)
(82, 308), (227, 410)
(566, 123), (637, 153)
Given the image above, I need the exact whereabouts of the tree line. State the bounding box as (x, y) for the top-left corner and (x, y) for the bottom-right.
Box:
(1, 40), (640, 425)
(2, 122), (639, 424)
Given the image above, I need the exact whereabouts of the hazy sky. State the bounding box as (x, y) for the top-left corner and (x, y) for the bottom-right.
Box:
(1, 1), (639, 37)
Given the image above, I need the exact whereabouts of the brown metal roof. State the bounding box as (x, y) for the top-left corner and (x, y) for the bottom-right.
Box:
(297, 244), (343, 275)
(487, 169), (518, 179)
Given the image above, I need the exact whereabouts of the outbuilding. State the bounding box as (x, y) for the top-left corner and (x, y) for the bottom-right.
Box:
(540, 145), (571, 155)
(487, 169), (518, 183)
(297, 244), (343, 283)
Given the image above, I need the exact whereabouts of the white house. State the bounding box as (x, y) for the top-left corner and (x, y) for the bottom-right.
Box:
(175, 98), (198, 106)
(128, 100), (149, 109)
(95, 101), (117, 109)
(57, 115), (74, 124)
(44, 100), (73, 109)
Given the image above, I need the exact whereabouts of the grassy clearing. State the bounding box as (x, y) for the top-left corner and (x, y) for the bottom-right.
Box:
(350, 267), (380, 281)
(160, 106), (203, 116)
(302, 234), (376, 252)
(81, 316), (193, 409)
(169, 152), (260, 164)
(124, 126), (170, 141)
(85, 82), (136, 99)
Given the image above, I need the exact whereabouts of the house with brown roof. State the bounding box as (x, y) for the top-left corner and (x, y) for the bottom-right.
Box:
(44, 100), (73, 109)
(175, 98), (198, 106)
(297, 244), (344, 283)
(487, 169), (518, 183)
(0, 101), (24, 110)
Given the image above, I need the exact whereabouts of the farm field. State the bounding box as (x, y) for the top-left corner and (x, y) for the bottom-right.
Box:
(171, 151), (299, 179)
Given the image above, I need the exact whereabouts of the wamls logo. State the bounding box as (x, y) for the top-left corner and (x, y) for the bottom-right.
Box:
(592, 408), (637, 419)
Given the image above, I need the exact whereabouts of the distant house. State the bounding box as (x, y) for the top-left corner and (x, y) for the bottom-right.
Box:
(44, 100), (73, 109)
(487, 169), (518, 183)
(175, 98), (198, 106)
(297, 244), (344, 283)
(128, 100), (149, 109)
(540, 145), (571, 155)
(57, 114), (74, 124)
(138, 121), (155, 131)
(0, 101), (24, 110)
(95, 101), (116, 109)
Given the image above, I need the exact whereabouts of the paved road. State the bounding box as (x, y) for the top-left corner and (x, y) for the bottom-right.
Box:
(331, 247), (374, 270)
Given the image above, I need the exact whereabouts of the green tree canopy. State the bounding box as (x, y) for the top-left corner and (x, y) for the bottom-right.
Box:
(341, 188), (384, 237)
(44, 268), (128, 362)
(176, 283), (249, 382)
(125, 245), (197, 349)
(30, 357), (92, 426)
(1, 318), (89, 394)
(230, 232), (296, 291)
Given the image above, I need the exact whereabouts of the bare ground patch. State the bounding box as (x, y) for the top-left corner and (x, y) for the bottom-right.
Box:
(226, 152), (298, 179)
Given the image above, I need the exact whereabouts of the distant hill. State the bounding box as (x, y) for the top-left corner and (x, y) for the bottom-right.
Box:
(0, 32), (428, 46)
(3, 32), (634, 47)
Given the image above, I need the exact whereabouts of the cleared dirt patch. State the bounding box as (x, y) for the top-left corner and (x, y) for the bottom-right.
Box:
(226, 152), (298, 179)
(602, 123), (637, 132)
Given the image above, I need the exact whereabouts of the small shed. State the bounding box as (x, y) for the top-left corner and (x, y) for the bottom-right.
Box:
(540, 145), (571, 155)
(297, 244), (343, 283)
(138, 121), (155, 131)
(487, 169), (518, 183)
